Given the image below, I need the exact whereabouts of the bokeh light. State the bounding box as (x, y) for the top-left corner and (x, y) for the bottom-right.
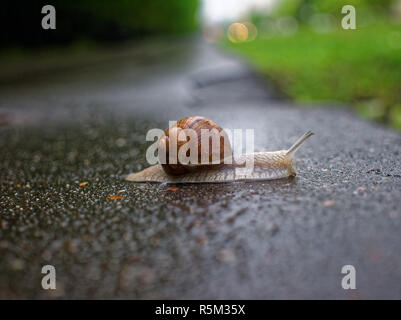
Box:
(243, 22), (258, 41)
(227, 23), (248, 43)
(227, 22), (258, 43)
(275, 17), (298, 36)
(309, 14), (336, 33)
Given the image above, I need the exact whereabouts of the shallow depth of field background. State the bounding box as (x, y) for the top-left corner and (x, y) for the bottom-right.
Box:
(1, 0), (401, 128)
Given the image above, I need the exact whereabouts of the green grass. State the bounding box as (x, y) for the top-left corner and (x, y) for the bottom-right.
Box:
(224, 23), (401, 129)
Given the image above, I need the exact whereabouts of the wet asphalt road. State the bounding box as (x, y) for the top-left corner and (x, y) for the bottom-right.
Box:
(0, 36), (401, 299)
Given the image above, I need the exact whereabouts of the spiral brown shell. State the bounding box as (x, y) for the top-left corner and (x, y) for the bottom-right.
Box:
(157, 116), (232, 175)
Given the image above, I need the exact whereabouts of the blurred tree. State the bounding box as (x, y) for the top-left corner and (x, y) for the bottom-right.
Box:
(271, 0), (398, 21)
(0, 0), (199, 48)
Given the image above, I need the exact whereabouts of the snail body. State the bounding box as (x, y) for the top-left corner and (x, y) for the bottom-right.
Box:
(126, 116), (313, 184)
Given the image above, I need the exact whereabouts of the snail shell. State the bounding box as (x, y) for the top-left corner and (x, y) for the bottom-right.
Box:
(157, 116), (232, 175)
(126, 117), (314, 184)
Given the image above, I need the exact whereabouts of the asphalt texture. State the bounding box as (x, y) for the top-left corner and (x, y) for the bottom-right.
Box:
(1, 36), (401, 299)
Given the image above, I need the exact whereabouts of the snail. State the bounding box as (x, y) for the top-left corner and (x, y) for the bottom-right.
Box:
(126, 116), (314, 184)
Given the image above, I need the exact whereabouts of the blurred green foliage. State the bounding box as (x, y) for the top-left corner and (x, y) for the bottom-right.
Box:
(272, 0), (397, 20)
(1, 0), (199, 47)
(227, 0), (401, 130)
